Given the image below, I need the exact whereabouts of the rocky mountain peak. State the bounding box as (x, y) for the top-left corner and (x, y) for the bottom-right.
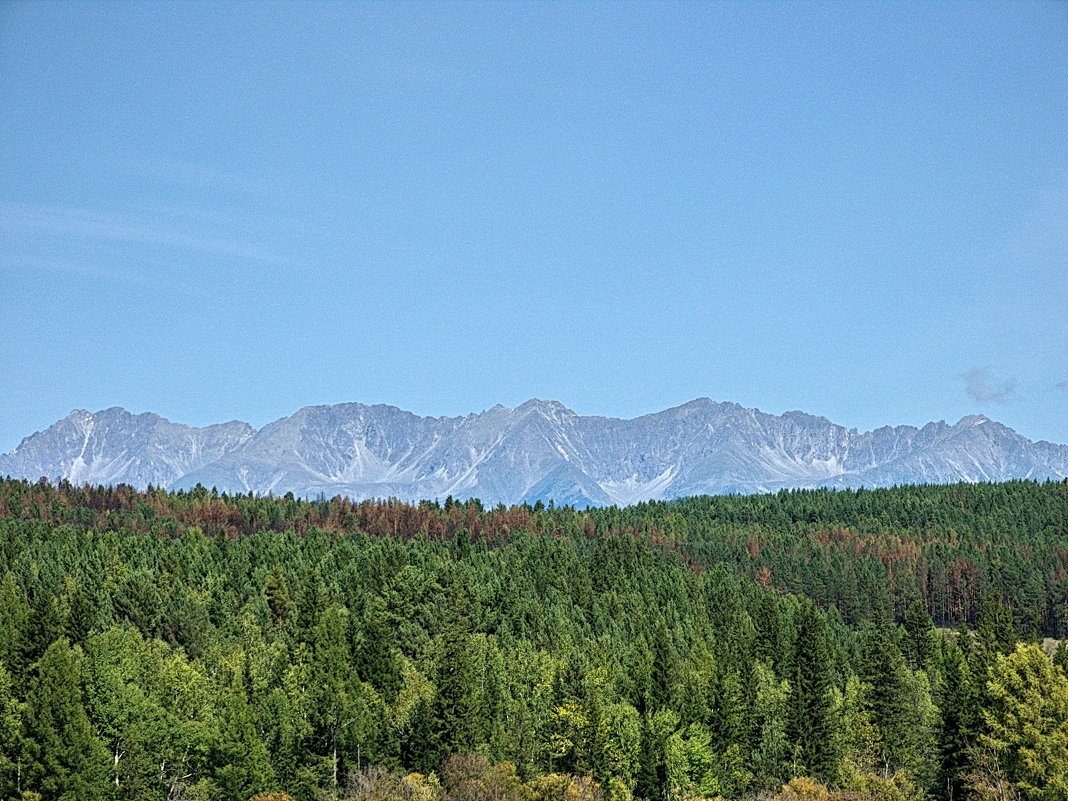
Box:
(2, 401), (1065, 506)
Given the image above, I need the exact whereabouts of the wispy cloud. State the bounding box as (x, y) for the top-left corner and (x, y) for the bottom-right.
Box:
(0, 203), (295, 266)
(1056, 380), (1068, 391)
(962, 367), (1016, 405)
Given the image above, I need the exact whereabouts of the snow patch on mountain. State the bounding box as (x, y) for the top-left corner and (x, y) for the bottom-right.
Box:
(2, 400), (1066, 506)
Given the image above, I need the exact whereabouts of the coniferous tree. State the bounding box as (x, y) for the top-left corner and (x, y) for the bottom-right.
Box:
(746, 660), (789, 792)
(0, 661), (24, 800)
(634, 709), (676, 801)
(858, 615), (922, 775)
(416, 593), (483, 771)
(1053, 641), (1068, 677)
(649, 625), (679, 713)
(25, 589), (64, 668)
(935, 636), (978, 800)
(0, 573), (29, 677)
(785, 600), (839, 780)
(264, 566), (294, 628)
(213, 653), (275, 801)
(975, 596), (1017, 662)
(357, 600), (403, 702)
(903, 599), (936, 670)
(22, 638), (109, 801)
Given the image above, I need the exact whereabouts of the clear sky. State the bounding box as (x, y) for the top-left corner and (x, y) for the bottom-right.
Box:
(1, 1), (1066, 451)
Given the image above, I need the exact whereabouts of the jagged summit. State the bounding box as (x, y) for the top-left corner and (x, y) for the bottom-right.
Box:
(2, 407), (254, 489)
(2, 400), (1065, 506)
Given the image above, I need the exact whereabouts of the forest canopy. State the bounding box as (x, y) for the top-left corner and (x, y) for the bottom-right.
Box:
(0, 477), (1066, 801)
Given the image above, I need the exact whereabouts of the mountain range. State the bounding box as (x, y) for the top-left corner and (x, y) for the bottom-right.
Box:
(2, 400), (1066, 506)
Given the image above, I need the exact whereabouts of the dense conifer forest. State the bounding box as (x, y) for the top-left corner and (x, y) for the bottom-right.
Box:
(1, 477), (1066, 801)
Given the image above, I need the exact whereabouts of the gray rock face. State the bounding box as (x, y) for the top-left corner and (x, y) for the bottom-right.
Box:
(0, 408), (254, 489)
(3, 400), (1066, 506)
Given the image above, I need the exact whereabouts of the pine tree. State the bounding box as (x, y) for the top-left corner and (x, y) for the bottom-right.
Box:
(417, 594), (483, 771)
(935, 637), (978, 800)
(858, 615), (920, 774)
(785, 600), (839, 780)
(903, 599), (936, 670)
(22, 638), (109, 800)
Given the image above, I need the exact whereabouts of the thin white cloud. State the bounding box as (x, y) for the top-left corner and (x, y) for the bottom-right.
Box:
(962, 367), (1016, 405)
(0, 202), (296, 266)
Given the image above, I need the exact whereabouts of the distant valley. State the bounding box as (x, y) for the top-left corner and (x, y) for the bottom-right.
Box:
(3, 399), (1066, 506)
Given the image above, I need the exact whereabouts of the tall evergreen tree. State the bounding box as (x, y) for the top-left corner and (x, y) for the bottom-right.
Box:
(903, 599), (936, 670)
(935, 637), (978, 801)
(0, 661), (25, 800)
(0, 574), (30, 677)
(22, 638), (109, 801)
(414, 593), (483, 771)
(649, 625), (679, 713)
(858, 615), (922, 774)
(747, 660), (789, 792)
(213, 653), (275, 801)
(357, 600), (403, 702)
(785, 600), (839, 780)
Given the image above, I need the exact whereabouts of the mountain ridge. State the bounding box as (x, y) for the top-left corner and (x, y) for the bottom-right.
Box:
(2, 400), (1066, 506)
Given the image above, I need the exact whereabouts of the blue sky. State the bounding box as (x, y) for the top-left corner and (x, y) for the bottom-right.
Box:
(1, 1), (1066, 450)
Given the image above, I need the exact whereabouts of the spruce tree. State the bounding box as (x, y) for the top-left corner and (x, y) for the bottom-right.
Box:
(858, 615), (920, 774)
(357, 601), (403, 701)
(903, 599), (936, 670)
(0, 574), (30, 677)
(935, 637), (977, 801)
(418, 592), (483, 771)
(785, 600), (839, 780)
(22, 638), (109, 800)
(649, 625), (678, 712)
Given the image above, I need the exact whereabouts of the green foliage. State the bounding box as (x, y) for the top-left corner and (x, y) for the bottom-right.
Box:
(1, 477), (1066, 800)
(0, 660), (25, 798)
(858, 615), (923, 775)
(979, 644), (1068, 801)
(747, 660), (789, 791)
(22, 638), (109, 800)
(1053, 641), (1068, 676)
(927, 633), (978, 800)
(786, 600), (840, 781)
(903, 600), (936, 671)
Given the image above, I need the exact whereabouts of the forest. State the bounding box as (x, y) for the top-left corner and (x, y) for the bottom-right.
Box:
(0, 477), (1066, 801)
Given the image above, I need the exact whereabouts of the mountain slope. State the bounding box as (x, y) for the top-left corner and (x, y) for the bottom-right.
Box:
(0, 408), (254, 489)
(3, 400), (1066, 505)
